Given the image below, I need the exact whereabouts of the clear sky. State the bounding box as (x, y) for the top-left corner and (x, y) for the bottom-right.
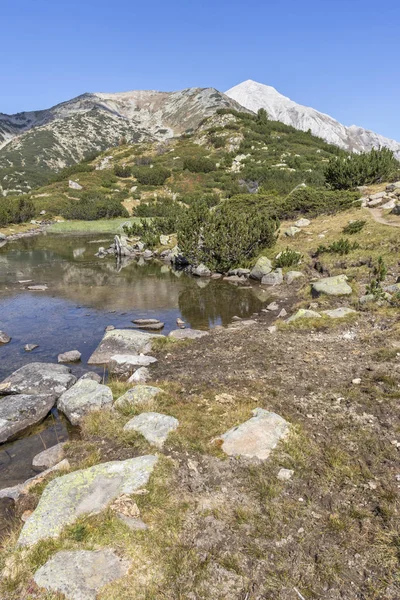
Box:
(1, 0), (399, 139)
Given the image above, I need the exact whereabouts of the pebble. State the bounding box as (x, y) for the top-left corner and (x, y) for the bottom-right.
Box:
(352, 378), (361, 385)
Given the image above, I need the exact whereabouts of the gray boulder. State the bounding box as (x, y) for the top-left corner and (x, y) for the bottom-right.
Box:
(285, 271), (304, 284)
(287, 309), (321, 323)
(295, 218), (310, 227)
(322, 307), (356, 319)
(192, 263), (211, 277)
(0, 331), (11, 344)
(0, 394), (56, 443)
(168, 329), (209, 340)
(132, 318), (161, 325)
(250, 256), (273, 280)
(88, 329), (163, 365)
(58, 379), (113, 425)
(58, 350), (81, 363)
(284, 226), (301, 237)
(261, 269), (283, 286)
(32, 442), (66, 469)
(0, 363), (76, 397)
(68, 180), (83, 190)
(127, 367), (151, 383)
(18, 455), (158, 546)
(114, 385), (163, 411)
(136, 322), (165, 331)
(217, 408), (289, 460)
(123, 412), (179, 448)
(312, 275), (352, 296)
(109, 354), (157, 377)
(34, 549), (129, 600)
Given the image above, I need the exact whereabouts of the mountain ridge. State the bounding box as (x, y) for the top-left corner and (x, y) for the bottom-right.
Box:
(225, 79), (400, 158)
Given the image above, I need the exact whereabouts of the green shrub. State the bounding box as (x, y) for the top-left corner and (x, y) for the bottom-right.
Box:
(134, 198), (181, 219)
(0, 196), (35, 226)
(276, 187), (360, 219)
(61, 192), (129, 220)
(124, 216), (177, 247)
(342, 220), (366, 234)
(275, 247), (302, 268)
(316, 238), (360, 256)
(132, 166), (171, 185)
(325, 148), (399, 190)
(113, 164), (132, 178)
(183, 157), (216, 173)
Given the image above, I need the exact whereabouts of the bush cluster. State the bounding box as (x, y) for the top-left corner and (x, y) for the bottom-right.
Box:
(132, 166), (171, 185)
(60, 192), (129, 220)
(325, 148), (399, 190)
(183, 157), (216, 173)
(0, 196), (35, 226)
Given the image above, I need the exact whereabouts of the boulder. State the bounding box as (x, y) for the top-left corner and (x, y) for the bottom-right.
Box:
(132, 319), (161, 325)
(114, 385), (163, 411)
(312, 275), (352, 296)
(192, 263), (211, 277)
(168, 329), (209, 340)
(287, 309), (321, 323)
(123, 412), (179, 448)
(79, 372), (102, 383)
(127, 367), (150, 384)
(109, 354), (157, 377)
(68, 180), (83, 190)
(58, 350), (81, 363)
(369, 191), (387, 200)
(57, 379), (113, 425)
(284, 226), (301, 237)
(381, 199), (397, 210)
(0, 331), (11, 344)
(261, 269), (283, 286)
(249, 256), (273, 280)
(0, 363), (76, 397)
(216, 408), (289, 460)
(386, 182), (400, 192)
(88, 329), (163, 365)
(285, 271), (304, 284)
(322, 307), (356, 319)
(33, 549), (129, 600)
(18, 455), (158, 546)
(0, 394), (57, 443)
(32, 442), (66, 469)
(391, 205), (400, 216)
(294, 218), (310, 228)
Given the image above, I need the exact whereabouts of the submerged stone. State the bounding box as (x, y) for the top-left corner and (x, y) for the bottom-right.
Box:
(18, 455), (158, 546)
(34, 549), (129, 600)
(217, 408), (289, 460)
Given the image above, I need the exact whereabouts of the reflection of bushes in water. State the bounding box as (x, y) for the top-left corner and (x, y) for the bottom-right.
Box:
(178, 280), (265, 327)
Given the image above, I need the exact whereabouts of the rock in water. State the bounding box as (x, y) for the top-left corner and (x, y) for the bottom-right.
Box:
(312, 275), (352, 296)
(33, 549), (129, 600)
(192, 263), (211, 277)
(114, 385), (163, 410)
(132, 319), (162, 325)
(0, 363), (76, 397)
(249, 256), (273, 280)
(18, 455), (158, 546)
(136, 322), (165, 331)
(88, 329), (163, 365)
(168, 329), (209, 340)
(24, 344), (38, 352)
(216, 408), (289, 460)
(0, 331), (11, 344)
(0, 394), (56, 443)
(58, 350), (82, 363)
(123, 412), (179, 448)
(57, 379), (113, 425)
(32, 442), (66, 469)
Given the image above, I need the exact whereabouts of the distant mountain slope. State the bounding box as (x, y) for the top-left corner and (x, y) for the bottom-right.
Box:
(0, 88), (246, 196)
(226, 80), (400, 158)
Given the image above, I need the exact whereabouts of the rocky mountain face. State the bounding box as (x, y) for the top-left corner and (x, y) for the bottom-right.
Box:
(226, 80), (400, 158)
(0, 88), (245, 196)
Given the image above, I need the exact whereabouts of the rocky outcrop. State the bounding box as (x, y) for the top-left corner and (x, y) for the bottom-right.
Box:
(216, 408), (289, 460)
(0, 362), (76, 397)
(123, 412), (179, 448)
(57, 379), (113, 425)
(34, 549), (129, 600)
(18, 455), (158, 546)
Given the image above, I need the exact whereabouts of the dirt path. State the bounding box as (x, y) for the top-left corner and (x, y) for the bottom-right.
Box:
(368, 207), (400, 227)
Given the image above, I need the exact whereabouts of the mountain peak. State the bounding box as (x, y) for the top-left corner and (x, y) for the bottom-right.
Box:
(226, 80), (400, 157)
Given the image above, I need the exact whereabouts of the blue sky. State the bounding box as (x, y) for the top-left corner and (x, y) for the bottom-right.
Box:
(1, 0), (399, 139)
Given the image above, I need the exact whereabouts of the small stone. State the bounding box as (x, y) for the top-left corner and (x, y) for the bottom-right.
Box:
(266, 301), (279, 311)
(277, 308), (287, 318)
(132, 319), (162, 325)
(127, 367), (151, 383)
(267, 326), (277, 334)
(58, 350), (81, 363)
(136, 322), (165, 331)
(277, 468), (294, 481)
(287, 309), (321, 323)
(0, 331), (11, 344)
(295, 218), (311, 227)
(105, 325), (115, 332)
(117, 514), (148, 530)
(68, 180), (83, 190)
(192, 263), (211, 277)
(176, 318), (185, 326)
(79, 372), (102, 383)
(32, 443), (66, 469)
(261, 269), (283, 286)
(24, 344), (38, 352)
(109, 354), (157, 377)
(123, 412), (179, 448)
(33, 549), (129, 600)
(249, 256), (273, 280)
(284, 226), (301, 237)
(352, 378), (361, 385)
(27, 285), (48, 291)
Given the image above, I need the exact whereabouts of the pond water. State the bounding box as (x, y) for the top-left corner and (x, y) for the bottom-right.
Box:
(0, 233), (271, 381)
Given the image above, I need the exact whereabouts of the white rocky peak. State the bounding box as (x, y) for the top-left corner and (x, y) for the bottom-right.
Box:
(226, 80), (400, 157)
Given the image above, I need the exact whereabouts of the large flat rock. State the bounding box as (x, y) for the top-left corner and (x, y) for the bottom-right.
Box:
(217, 408), (289, 460)
(168, 329), (209, 340)
(18, 455), (158, 546)
(0, 363), (76, 397)
(123, 412), (179, 448)
(0, 394), (57, 443)
(88, 329), (163, 365)
(114, 385), (163, 411)
(34, 549), (129, 600)
(57, 379), (113, 425)
(312, 275), (352, 296)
